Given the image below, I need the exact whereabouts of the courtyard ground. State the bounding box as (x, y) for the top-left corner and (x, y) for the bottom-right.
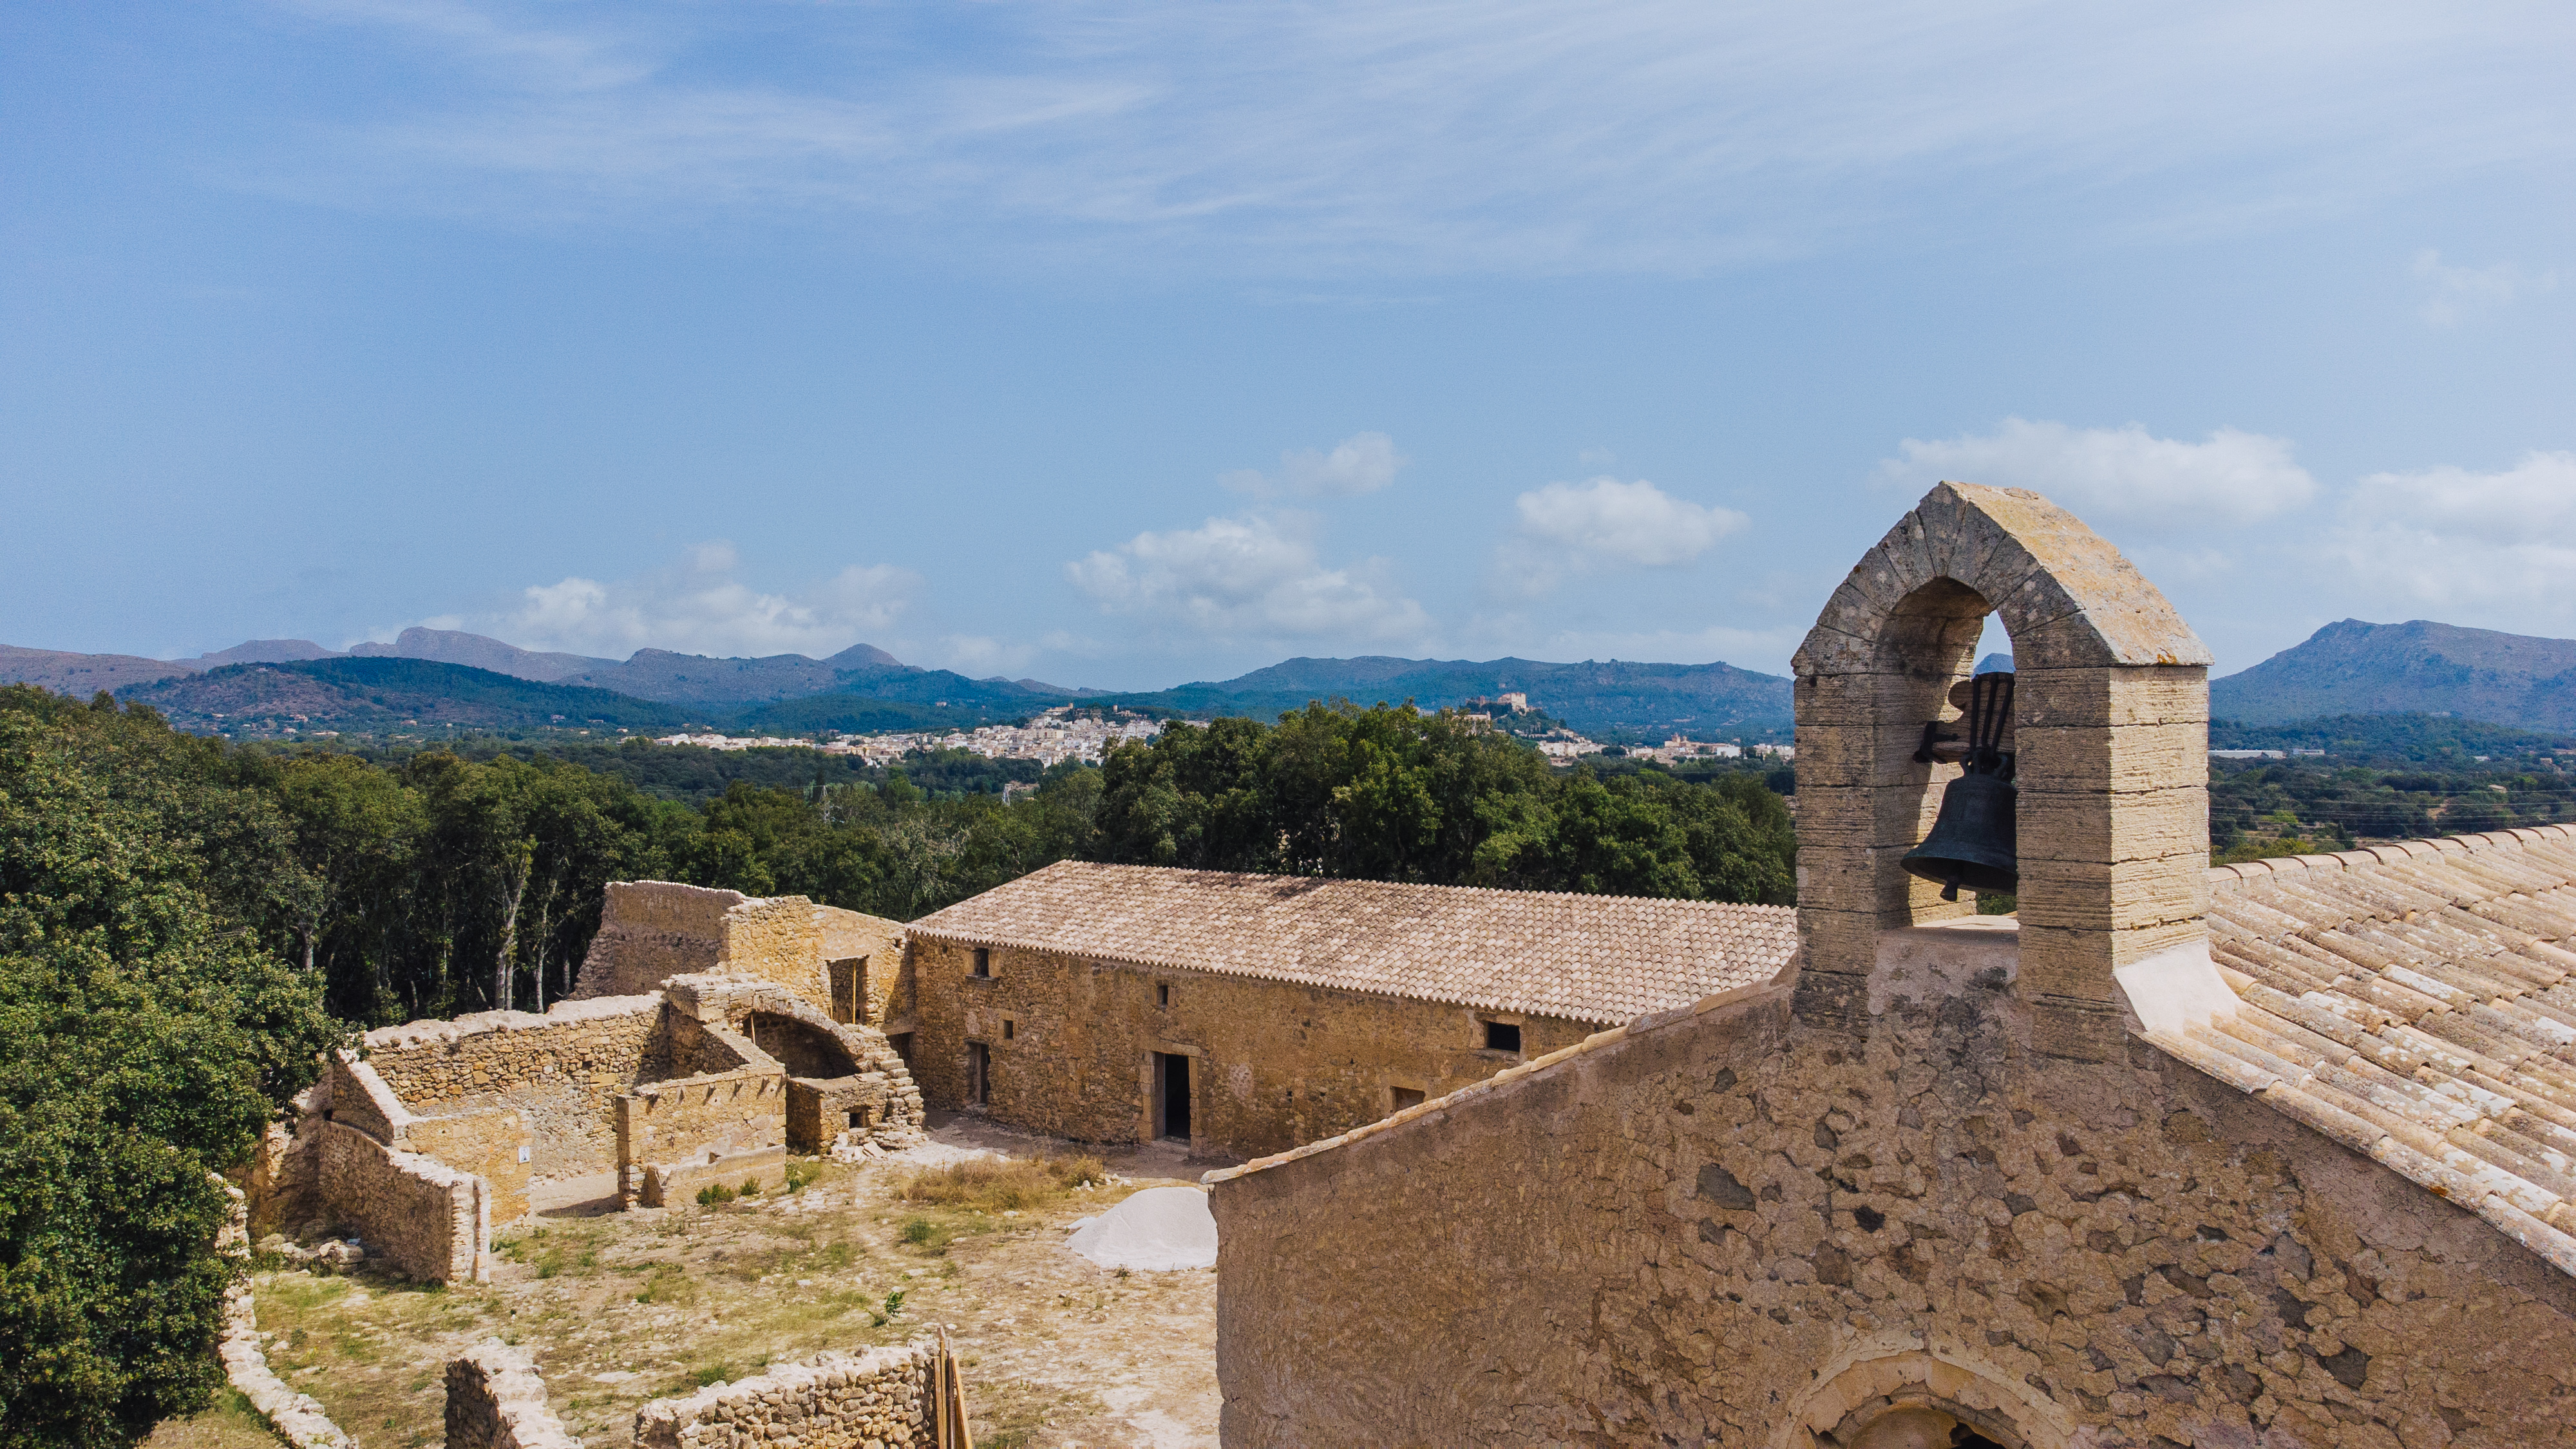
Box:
(151, 1112), (1227, 1449)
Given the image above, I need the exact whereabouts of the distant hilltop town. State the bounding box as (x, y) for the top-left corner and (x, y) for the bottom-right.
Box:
(657, 705), (1164, 765)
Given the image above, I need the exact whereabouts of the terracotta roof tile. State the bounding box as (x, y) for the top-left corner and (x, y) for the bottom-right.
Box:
(2191, 825), (2576, 1275)
(907, 861), (1797, 1025)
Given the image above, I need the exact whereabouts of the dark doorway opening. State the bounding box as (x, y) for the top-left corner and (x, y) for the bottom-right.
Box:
(888, 1032), (914, 1072)
(1155, 1052), (1191, 1142)
(828, 956), (867, 1024)
(968, 1041), (992, 1107)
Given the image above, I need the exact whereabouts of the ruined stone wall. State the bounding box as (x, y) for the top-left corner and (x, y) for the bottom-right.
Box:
(360, 995), (665, 1180)
(786, 1075), (906, 1153)
(445, 1343), (578, 1449)
(717, 895), (829, 1013)
(909, 938), (1597, 1159)
(632, 1340), (939, 1449)
(1209, 925), (2576, 1448)
(818, 905), (905, 1025)
(403, 1107), (533, 1224)
(316, 1120), (485, 1283)
(573, 881), (743, 999)
(615, 1067), (788, 1199)
(668, 972), (923, 1148)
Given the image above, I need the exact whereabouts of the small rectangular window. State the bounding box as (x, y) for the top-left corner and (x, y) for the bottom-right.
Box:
(972, 947), (991, 978)
(1155, 983), (1171, 1008)
(1484, 1020), (1522, 1053)
(1003, 1019), (1016, 1041)
(1390, 1087), (1426, 1113)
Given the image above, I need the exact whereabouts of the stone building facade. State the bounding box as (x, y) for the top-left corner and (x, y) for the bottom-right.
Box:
(573, 880), (904, 1027)
(902, 862), (1796, 1160)
(1206, 484), (2576, 1448)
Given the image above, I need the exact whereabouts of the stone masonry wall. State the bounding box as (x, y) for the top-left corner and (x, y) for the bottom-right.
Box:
(818, 906), (904, 1026)
(717, 896), (832, 1014)
(445, 1342), (578, 1449)
(317, 1119), (485, 1283)
(403, 1106), (533, 1224)
(361, 995), (666, 1180)
(573, 882), (743, 999)
(632, 1339), (939, 1449)
(616, 1066), (788, 1199)
(669, 973), (925, 1148)
(909, 938), (1596, 1159)
(1209, 924), (2576, 1448)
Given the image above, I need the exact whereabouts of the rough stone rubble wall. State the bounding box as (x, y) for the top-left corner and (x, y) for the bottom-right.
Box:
(446, 1341), (580, 1449)
(573, 881), (743, 1000)
(818, 905), (904, 1025)
(633, 1340), (938, 1449)
(672, 974), (924, 1148)
(717, 895), (833, 1012)
(316, 1119), (486, 1282)
(907, 938), (1593, 1158)
(1208, 925), (2576, 1448)
(362, 995), (667, 1180)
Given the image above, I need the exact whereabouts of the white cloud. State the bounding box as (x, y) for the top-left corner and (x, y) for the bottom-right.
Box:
(2414, 249), (2558, 327)
(1065, 514), (1432, 645)
(1497, 477), (1746, 597)
(2331, 451), (2576, 617)
(480, 542), (920, 658)
(1221, 431), (1406, 498)
(1877, 418), (2318, 530)
(250, 2), (2576, 274)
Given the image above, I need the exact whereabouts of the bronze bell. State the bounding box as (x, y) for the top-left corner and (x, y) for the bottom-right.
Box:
(1902, 671), (2017, 902)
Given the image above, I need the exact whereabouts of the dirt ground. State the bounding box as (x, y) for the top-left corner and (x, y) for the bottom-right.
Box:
(155, 1112), (1226, 1449)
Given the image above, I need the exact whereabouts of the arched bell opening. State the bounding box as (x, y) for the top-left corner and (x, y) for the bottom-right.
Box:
(1776, 1348), (2068, 1449)
(1819, 1397), (2023, 1449)
(1866, 578), (2010, 930)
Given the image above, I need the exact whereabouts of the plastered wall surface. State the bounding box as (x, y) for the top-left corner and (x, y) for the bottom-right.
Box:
(361, 996), (666, 1180)
(316, 1119), (485, 1283)
(908, 940), (1593, 1158)
(633, 1340), (940, 1449)
(616, 1067), (788, 1199)
(1210, 925), (2576, 1448)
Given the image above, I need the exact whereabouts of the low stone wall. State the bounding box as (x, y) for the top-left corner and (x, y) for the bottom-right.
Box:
(361, 995), (667, 1179)
(633, 1338), (950, 1449)
(786, 1075), (904, 1153)
(672, 974), (925, 1149)
(446, 1341), (579, 1449)
(640, 1144), (789, 1208)
(317, 1119), (486, 1283)
(406, 1105), (535, 1224)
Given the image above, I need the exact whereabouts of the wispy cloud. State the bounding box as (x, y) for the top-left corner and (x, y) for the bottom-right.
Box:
(245, 1), (2576, 274)
(2413, 249), (2559, 327)
(1222, 431), (1406, 498)
(1065, 513), (1432, 647)
(442, 542), (921, 659)
(1877, 418), (2318, 531)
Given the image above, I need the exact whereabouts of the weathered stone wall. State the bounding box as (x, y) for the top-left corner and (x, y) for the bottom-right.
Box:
(668, 972), (924, 1148)
(573, 881), (742, 999)
(615, 1066), (788, 1199)
(717, 896), (831, 1013)
(445, 1342), (578, 1449)
(817, 905), (904, 1025)
(316, 1119), (486, 1283)
(404, 1106), (534, 1224)
(908, 938), (1596, 1159)
(1209, 923), (2576, 1448)
(786, 1075), (907, 1153)
(632, 1339), (940, 1449)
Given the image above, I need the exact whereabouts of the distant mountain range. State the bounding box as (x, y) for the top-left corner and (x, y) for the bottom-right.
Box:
(1, 627), (1799, 742)
(2211, 620), (2576, 729)
(24, 614), (2574, 745)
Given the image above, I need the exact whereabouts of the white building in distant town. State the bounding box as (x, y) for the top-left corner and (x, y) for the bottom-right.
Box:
(654, 707), (1162, 766)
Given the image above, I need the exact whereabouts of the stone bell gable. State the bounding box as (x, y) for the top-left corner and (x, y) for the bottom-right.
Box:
(1792, 482), (2219, 1061)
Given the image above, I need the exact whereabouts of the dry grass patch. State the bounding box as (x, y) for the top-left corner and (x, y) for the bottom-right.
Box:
(898, 1155), (1108, 1213)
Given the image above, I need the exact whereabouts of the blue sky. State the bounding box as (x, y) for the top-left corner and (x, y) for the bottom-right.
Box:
(4, 1), (2571, 690)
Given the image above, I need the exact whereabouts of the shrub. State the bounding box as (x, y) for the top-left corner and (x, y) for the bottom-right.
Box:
(784, 1161), (824, 1192)
(696, 1182), (737, 1208)
(739, 1177), (761, 1197)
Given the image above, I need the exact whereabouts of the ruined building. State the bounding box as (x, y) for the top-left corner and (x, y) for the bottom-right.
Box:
(1208, 484), (2576, 1447)
(258, 883), (923, 1282)
(898, 860), (1797, 1160)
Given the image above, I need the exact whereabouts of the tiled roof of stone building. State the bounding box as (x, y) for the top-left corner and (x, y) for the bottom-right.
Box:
(2153, 826), (2576, 1277)
(907, 860), (1798, 1025)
